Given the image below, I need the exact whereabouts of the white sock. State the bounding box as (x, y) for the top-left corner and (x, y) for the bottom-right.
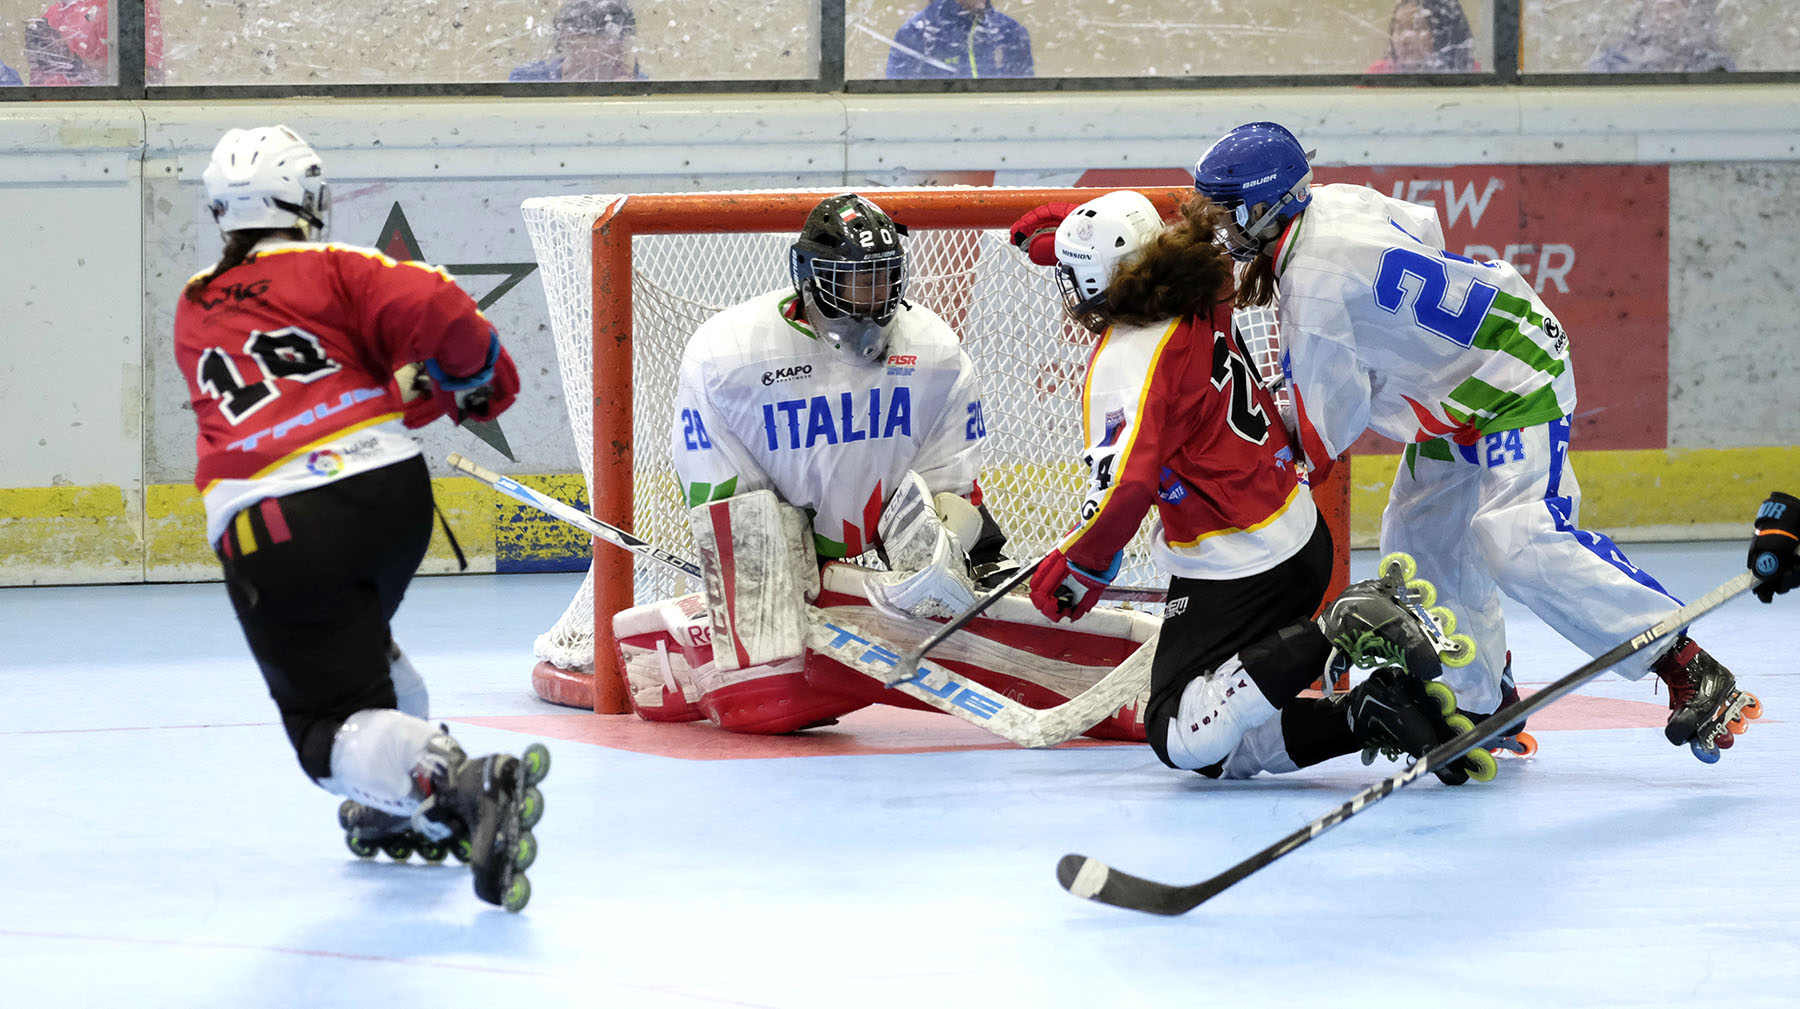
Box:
(387, 642), (430, 718)
(317, 708), (438, 815)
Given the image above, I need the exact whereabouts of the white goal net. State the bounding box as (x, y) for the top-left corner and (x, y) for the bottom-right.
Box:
(519, 187), (1284, 707)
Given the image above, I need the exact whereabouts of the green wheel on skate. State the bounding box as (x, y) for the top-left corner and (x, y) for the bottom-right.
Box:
(1426, 682), (1459, 717)
(1441, 634), (1477, 667)
(1380, 552), (1418, 582)
(1405, 578), (1437, 608)
(501, 873), (532, 913)
(521, 743), (552, 786)
(415, 840), (450, 864)
(381, 839), (414, 862)
(1463, 746), (1499, 783)
(1445, 712), (1476, 735)
(451, 837), (473, 864)
(345, 835), (379, 859)
(1427, 605), (1456, 635)
(513, 830), (538, 872)
(520, 786), (545, 830)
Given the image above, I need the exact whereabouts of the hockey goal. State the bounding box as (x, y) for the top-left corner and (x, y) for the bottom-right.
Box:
(520, 187), (1350, 713)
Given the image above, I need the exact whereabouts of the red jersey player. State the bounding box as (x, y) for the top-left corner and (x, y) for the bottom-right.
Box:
(176, 125), (545, 910)
(1011, 191), (1493, 784)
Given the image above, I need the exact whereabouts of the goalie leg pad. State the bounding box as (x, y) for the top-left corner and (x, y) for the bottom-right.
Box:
(690, 490), (813, 672)
(612, 594), (709, 722)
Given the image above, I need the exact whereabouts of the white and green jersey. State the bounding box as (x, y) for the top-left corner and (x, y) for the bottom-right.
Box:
(670, 289), (986, 559)
(1274, 184), (1577, 470)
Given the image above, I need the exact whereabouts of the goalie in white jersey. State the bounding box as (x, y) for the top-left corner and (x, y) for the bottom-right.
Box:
(1193, 121), (1757, 762)
(618, 193), (1147, 739)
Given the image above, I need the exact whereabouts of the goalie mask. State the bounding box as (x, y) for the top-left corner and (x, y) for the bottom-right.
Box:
(202, 125), (329, 239)
(1053, 190), (1164, 334)
(1193, 121), (1314, 263)
(790, 194), (909, 364)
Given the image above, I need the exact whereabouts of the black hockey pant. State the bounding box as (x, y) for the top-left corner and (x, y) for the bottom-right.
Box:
(214, 456), (435, 781)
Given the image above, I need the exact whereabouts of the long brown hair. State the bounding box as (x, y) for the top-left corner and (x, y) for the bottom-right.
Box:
(183, 229), (293, 304)
(1100, 193), (1236, 328)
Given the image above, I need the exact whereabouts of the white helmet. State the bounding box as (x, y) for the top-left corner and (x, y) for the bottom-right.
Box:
(1053, 190), (1163, 333)
(202, 125), (328, 237)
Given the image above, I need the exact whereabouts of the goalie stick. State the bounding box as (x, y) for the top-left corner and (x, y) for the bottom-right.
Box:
(445, 453), (1155, 747)
(1057, 570), (1760, 915)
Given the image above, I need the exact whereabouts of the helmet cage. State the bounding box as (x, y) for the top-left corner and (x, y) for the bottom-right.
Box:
(1194, 121), (1315, 261)
(1210, 171), (1311, 262)
(1054, 263), (1111, 334)
(802, 252), (907, 326)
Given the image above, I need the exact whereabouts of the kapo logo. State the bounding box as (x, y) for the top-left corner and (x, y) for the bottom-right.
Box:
(761, 364), (813, 386)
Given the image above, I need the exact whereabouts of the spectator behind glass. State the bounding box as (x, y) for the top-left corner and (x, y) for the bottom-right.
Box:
(1588, 0), (1736, 72)
(887, 0), (1033, 80)
(1367, 0), (1476, 73)
(511, 0), (647, 82)
(0, 60), (19, 85)
(25, 0), (164, 85)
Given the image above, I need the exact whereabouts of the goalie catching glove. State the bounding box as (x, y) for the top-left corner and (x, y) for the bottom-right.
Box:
(1010, 203), (1078, 267)
(395, 332), (520, 429)
(1029, 547), (1121, 623)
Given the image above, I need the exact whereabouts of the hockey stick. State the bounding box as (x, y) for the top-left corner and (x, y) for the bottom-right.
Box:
(446, 453), (1155, 747)
(446, 453), (702, 580)
(1057, 570), (1760, 915)
(884, 558), (1042, 686)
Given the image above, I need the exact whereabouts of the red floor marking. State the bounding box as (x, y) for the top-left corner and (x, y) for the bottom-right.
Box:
(454, 706), (1132, 760)
(1516, 688), (1677, 731)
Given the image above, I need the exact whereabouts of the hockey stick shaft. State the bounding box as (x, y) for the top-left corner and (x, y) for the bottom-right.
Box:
(445, 453), (702, 580)
(1058, 570), (1760, 915)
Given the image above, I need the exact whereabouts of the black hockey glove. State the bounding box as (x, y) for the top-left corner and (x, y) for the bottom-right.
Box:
(1749, 491), (1800, 603)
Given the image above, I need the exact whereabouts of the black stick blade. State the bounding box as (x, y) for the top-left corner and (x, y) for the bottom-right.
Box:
(1057, 854), (1207, 916)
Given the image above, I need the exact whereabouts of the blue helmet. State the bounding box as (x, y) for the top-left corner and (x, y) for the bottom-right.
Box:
(1193, 121), (1314, 262)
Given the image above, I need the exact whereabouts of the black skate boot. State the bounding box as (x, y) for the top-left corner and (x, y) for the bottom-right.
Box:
(1317, 553), (1474, 683)
(1343, 666), (1497, 785)
(1651, 635), (1764, 763)
(427, 742), (552, 912)
(338, 799), (468, 864)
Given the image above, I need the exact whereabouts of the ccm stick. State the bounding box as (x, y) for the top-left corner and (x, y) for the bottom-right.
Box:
(1058, 570), (1760, 915)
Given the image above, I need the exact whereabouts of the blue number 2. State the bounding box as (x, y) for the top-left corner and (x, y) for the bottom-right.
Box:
(1372, 247), (1499, 348)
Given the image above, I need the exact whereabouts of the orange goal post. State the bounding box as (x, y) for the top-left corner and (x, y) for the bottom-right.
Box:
(519, 187), (1350, 714)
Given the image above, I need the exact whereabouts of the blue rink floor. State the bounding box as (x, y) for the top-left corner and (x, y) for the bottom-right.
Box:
(2, 542), (1795, 1009)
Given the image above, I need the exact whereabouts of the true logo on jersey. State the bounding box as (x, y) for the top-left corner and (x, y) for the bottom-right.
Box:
(761, 387), (912, 451)
(306, 449), (344, 477)
(762, 365), (813, 386)
(886, 354), (917, 377)
(1156, 466), (1187, 504)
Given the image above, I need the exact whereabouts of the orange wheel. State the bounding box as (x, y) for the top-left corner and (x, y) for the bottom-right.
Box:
(1516, 731), (1539, 756)
(1742, 694), (1764, 720)
(1727, 716), (1748, 735)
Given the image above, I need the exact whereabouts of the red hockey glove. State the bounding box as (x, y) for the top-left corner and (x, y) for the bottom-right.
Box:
(1750, 491), (1800, 603)
(1029, 548), (1120, 622)
(1010, 202), (1078, 267)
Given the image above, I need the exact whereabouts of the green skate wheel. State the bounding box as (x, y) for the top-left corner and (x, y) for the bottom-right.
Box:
(1405, 578), (1437, 608)
(415, 840), (449, 864)
(1427, 605), (1456, 635)
(1426, 681), (1459, 717)
(381, 839), (414, 862)
(1441, 634), (1477, 667)
(513, 830), (538, 872)
(520, 786), (545, 830)
(451, 837), (473, 864)
(1380, 552), (1418, 582)
(1463, 747), (1499, 782)
(345, 835), (379, 859)
(501, 873), (532, 913)
(1445, 712), (1475, 735)
(521, 743), (552, 786)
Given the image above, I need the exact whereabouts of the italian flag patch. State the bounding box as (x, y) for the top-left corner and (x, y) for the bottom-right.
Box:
(837, 205), (859, 224)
